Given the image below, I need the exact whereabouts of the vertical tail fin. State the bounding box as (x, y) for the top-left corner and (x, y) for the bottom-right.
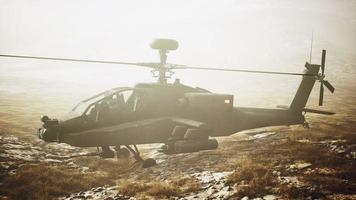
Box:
(289, 63), (320, 111)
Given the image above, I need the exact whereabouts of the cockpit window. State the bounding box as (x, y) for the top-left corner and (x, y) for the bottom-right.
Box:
(70, 87), (135, 116)
(120, 90), (134, 104)
(72, 95), (104, 115)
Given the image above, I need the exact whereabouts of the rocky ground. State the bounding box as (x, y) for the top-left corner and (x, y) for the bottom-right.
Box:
(0, 118), (355, 200)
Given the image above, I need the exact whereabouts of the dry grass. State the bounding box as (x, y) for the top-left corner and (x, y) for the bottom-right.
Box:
(304, 175), (356, 195)
(117, 180), (150, 196)
(73, 156), (133, 178)
(227, 159), (277, 198)
(146, 182), (178, 197)
(281, 145), (355, 198)
(118, 180), (177, 198)
(223, 129), (356, 199)
(0, 164), (114, 200)
(117, 177), (201, 198)
(171, 176), (201, 194)
(278, 185), (319, 199)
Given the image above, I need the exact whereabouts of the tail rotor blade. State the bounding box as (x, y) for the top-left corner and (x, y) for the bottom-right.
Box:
(321, 49), (326, 75)
(323, 80), (335, 93)
(319, 82), (324, 106)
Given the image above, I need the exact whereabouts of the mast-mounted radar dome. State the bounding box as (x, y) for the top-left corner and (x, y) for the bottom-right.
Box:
(150, 39), (179, 51)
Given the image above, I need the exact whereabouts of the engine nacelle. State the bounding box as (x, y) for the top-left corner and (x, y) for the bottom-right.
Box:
(185, 93), (234, 112)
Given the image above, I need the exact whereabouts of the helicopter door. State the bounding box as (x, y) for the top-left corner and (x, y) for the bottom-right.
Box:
(103, 89), (135, 123)
(83, 89), (136, 126)
(125, 89), (151, 117)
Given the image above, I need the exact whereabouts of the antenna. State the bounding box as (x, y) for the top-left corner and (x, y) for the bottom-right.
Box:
(309, 30), (314, 63)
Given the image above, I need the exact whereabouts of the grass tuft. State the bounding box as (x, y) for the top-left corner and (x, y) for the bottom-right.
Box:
(171, 177), (201, 194)
(117, 177), (201, 198)
(147, 182), (178, 197)
(117, 180), (149, 196)
(0, 164), (113, 200)
(227, 159), (277, 198)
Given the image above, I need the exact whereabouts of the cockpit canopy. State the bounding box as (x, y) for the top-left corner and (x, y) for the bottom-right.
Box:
(67, 87), (137, 118)
(63, 83), (210, 121)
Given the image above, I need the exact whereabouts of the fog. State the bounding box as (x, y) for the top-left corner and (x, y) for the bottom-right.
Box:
(0, 0), (355, 126)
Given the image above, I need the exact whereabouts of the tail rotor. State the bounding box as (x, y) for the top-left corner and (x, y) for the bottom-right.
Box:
(318, 50), (335, 106)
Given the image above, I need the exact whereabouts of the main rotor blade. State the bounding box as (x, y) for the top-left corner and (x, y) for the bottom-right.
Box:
(0, 54), (158, 68)
(172, 65), (316, 76)
(323, 80), (335, 93)
(319, 82), (324, 106)
(321, 49), (326, 75)
(0, 54), (322, 77)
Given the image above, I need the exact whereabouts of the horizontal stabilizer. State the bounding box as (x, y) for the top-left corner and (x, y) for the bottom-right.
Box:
(302, 108), (335, 115)
(276, 105), (289, 109)
(276, 105), (335, 115)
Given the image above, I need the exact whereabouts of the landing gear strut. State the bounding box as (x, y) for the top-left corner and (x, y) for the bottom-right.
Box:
(125, 144), (157, 168)
(98, 145), (156, 168)
(114, 146), (130, 158)
(99, 146), (115, 158)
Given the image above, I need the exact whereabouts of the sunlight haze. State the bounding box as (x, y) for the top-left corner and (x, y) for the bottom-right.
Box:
(0, 0), (355, 118)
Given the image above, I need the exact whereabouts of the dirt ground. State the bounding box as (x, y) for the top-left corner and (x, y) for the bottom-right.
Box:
(0, 110), (355, 199)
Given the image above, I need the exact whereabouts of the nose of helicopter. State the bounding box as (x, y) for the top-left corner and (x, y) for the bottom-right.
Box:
(38, 128), (58, 142)
(38, 115), (60, 142)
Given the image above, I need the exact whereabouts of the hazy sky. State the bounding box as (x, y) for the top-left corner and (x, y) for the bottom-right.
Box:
(1, 0), (355, 60)
(1, 0), (355, 108)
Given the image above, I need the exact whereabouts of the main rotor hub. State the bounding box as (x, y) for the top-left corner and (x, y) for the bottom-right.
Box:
(317, 73), (325, 82)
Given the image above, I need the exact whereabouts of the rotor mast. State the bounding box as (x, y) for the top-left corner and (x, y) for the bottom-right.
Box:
(158, 49), (168, 84)
(150, 39), (179, 84)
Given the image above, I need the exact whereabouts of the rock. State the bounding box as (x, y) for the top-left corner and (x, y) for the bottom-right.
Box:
(278, 176), (305, 187)
(114, 194), (132, 200)
(319, 139), (356, 158)
(263, 195), (277, 200)
(288, 161), (312, 172)
(93, 187), (104, 192)
(182, 170), (236, 199)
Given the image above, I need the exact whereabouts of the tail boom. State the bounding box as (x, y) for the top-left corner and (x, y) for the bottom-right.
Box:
(289, 63), (320, 111)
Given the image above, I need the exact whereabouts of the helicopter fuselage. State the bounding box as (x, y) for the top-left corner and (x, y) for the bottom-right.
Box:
(39, 81), (304, 148)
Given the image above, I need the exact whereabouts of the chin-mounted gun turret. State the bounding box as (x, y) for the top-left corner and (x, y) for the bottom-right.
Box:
(38, 115), (60, 142)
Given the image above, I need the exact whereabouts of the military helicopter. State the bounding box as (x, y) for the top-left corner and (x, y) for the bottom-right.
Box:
(0, 39), (335, 167)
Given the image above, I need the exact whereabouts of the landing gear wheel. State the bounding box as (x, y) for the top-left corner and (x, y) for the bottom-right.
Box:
(116, 147), (130, 158)
(124, 145), (156, 167)
(142, 158), (157, 168)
